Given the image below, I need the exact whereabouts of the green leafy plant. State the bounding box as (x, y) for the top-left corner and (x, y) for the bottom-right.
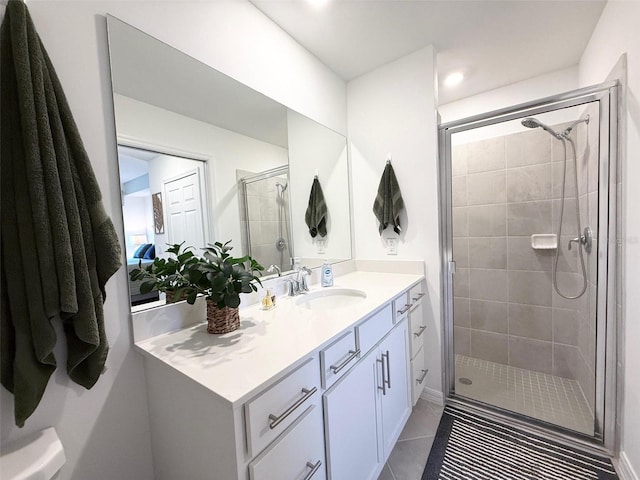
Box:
(188, 241), (264, 309)
(129, 242), (199, 302)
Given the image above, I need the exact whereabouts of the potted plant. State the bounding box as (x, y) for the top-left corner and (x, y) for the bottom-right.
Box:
(186, 241), (264, 334)
(129, 242), (199, 304)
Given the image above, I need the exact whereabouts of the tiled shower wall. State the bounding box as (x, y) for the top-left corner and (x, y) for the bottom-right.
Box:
(238, 170), (291, 272)
(452, 119), (598, 410)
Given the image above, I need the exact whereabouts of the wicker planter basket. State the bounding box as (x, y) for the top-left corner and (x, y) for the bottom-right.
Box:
(165, 290), (188, 304)
(206, 299), (240, 334)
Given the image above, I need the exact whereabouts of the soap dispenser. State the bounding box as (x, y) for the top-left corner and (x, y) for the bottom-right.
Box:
(321, 261), (333, 287)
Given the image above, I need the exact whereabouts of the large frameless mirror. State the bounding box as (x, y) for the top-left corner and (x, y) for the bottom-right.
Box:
(106, 16), (352, 311)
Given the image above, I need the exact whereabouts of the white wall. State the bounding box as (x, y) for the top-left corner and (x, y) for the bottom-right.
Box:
(439, 65), (579, 123)
(347, 46), (442, 397)
(579, 1), (640, 476)
(0, 2), (347, 479)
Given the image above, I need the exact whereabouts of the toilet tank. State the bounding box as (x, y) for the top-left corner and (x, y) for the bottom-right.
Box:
(0, 427), (66, 480)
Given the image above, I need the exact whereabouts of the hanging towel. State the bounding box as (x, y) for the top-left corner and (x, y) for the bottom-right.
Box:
(305, 177), (327, 238)
(0, 0), (122, 427)
(372, 163), (404, 235)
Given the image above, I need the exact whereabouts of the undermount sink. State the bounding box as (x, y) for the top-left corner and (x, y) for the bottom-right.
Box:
(295, 288), (367, 310)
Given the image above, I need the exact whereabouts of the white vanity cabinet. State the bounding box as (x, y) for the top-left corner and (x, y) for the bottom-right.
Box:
(136, 271), (426, 480)
(323, 318), (410, 480)
(395, 281), (429, 405)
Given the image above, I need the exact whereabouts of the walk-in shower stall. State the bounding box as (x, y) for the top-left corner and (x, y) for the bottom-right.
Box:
(238, 165), (292, 273)
(439, 82), (618, 450)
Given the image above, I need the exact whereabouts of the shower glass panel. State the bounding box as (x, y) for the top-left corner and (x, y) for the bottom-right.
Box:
(449, 102), (601, 436)
(239, 166), (292, 273)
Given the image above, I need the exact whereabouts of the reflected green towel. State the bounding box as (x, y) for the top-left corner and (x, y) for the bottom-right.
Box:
(372, 163), (404, 235)
(0, 0), (122, 427)
(305, 177), (327, 238)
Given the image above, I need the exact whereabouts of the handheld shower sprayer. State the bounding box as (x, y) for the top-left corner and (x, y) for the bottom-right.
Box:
(521, 117), (562, 138)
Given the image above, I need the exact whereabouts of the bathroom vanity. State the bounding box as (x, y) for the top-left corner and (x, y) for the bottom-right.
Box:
(135, 270), (428, 480)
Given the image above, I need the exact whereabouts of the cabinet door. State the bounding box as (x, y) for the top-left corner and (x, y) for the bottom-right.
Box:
(323, 349), (380, 480)
(379, 319), (410, 457)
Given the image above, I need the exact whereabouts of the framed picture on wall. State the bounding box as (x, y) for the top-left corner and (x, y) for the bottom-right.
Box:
(152, 192), (164, 234)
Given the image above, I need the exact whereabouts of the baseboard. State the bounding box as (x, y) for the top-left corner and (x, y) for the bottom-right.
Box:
(615, 451), (639, 480)
(420, 386), (444, 406)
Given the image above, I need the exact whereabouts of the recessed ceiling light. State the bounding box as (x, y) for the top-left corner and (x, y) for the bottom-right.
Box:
(444, 72), (464, 87)
(307, 0), (330, 7)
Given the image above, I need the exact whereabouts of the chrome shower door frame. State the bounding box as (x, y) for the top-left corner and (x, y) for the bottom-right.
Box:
(438, 81), (619, 453)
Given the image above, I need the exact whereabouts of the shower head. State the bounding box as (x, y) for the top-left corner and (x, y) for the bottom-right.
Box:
(521, 117), (562, 138)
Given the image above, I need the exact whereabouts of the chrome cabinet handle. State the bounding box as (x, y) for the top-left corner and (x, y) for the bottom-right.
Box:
(417, 369), (428, 385)
(330, 349), (360, 374)
(303, 460), (322, 480)
(384, 350), (391, 389)
(377, 356), (387, 395)
(412, 292), (425, 301)
(413, 325), (427, 338)
(397, 303), (412, 315)
(268, 387), (317, 429)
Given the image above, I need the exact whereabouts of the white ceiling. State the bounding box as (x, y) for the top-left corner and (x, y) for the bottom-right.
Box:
(250, 0), (607, 104)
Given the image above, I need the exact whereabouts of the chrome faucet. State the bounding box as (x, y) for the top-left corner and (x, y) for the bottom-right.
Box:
(297, 266), (312, 293)
(267, 264), (282, 277)
(286, 266), (312, 296)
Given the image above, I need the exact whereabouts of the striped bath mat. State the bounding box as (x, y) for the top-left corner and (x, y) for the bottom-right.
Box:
(422, 406), (618, 480)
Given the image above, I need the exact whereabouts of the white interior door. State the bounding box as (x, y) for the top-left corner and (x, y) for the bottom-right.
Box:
(164, 170), (205, 252)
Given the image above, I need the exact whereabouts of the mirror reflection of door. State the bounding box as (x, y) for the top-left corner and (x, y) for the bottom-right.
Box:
(118, 145), (208, 308)
(164, 169), (206, 253)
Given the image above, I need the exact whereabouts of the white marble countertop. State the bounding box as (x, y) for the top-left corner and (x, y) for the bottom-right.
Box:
(134, 270), (423, 406)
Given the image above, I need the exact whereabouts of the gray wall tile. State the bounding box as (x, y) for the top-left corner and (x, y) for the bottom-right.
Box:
(454, 297), (470, 328)
(453, 238), (469, 267)
(553, 308), (578, 345)
(468, 204), (507, 237)
(452, 176), (467, 207)
(508, 304), (552, 341)
(467, 170), (506, 205)
(454, 326), (471, 356)
(506, 129), (551, 168)
(468, 237), (507, 269)
(553, 344), (578, 379)
(467, 137), (505, 174)
(470, 330), (508, 364)
(508, 270), (552, 306)
(470, 299), (508, 334)
(469, 268), (508, 302)
(509, 336), (553, 375)
(453, 207), (468, 238)
(507, 200), (552, 237)
(507, 164), (552, 202)
(508, 237), (553, 271)
(454, 268), (470, 298)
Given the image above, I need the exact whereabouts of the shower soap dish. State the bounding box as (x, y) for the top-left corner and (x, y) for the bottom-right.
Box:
(531, 234), (557, 250)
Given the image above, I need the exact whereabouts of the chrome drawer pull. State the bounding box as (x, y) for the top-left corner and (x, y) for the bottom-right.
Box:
(412, 292), (425, 301)
(268, 387), (317, 429)
(417, 369), (428, 385)
(330, 349), (360, 374)
(303, 460), (322, 480)
(397, 303), (412, 315)
(413, 325), (427, 338)
(377, 356), (387, 395)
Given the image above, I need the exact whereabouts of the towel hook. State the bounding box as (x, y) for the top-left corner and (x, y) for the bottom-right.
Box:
(386, 153), (392, 165)
(314, 169), (319, 179)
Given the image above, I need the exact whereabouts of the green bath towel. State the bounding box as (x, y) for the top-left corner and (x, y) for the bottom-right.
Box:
(1, 0), (122, 427)
(372, 162), (404, 235)
(305, 177), (328, 238)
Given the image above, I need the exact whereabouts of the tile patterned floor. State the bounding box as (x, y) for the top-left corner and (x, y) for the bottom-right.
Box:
(454, 354), (594, 435)
(377, 398), (444, 480)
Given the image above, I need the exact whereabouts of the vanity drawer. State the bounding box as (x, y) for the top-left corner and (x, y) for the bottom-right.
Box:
(249, 405), (326, 480)
(411, 346), (427, 406)
(321, 330), (358, 389)
(394, 292), (412, 323)
(355, 304), (393, 355)
(409, 283), (426, 306)
(408, 300), (426, 358)
(245, 357), (320, 457)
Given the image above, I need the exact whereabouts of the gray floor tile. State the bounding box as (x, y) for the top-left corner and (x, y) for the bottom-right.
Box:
(398, 399), (442, 441)
(387, 435), (435, 480)
(377, 463), (396, 480)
